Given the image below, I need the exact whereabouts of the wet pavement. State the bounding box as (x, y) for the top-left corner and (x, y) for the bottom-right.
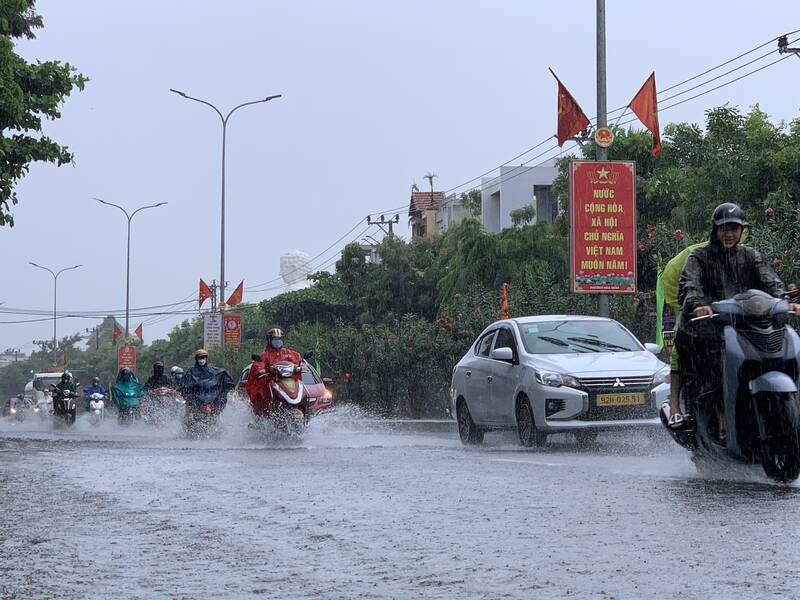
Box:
(1, 403), (800, 600)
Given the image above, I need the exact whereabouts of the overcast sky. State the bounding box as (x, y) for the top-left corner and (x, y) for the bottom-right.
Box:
(2, 0), (800, 352)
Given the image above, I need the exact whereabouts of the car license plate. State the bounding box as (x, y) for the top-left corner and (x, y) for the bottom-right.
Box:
(596, 392), (645, 406)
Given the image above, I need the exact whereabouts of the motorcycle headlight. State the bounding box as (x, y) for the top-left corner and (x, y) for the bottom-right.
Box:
(652, 365), (670, 386)
(535, 370), (581, 389)
(9, 407), (16, 414)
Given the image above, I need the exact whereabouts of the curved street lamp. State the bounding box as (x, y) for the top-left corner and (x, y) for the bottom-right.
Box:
(95, 198), (167, 341)
(29, 262), (82, 364)
(170, 88), (282, 314)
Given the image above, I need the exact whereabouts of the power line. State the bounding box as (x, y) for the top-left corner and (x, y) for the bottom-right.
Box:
(444, 31), (799, 196)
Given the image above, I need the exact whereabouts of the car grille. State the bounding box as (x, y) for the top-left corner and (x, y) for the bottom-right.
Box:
(742, 329), (784, 353)
(577, 375), (654, 389)
(576, 377), (657, 421)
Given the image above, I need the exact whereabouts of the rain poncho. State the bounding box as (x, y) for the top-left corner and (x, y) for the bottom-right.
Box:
(112, 371), (145, 408)
(144, 364), (174, 390)
(179, 363), (234, 411)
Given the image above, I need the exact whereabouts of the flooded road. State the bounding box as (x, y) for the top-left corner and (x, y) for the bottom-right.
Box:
(2, 405), (799, 599)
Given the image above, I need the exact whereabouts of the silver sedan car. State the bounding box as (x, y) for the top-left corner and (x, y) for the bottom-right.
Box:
(450, 315), (670, 446)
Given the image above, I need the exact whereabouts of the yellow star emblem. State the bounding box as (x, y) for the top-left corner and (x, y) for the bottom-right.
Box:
(597, 167), (610, 180)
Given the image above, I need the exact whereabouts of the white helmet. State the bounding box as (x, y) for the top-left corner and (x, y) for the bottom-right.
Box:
(170, 366), (184, 375)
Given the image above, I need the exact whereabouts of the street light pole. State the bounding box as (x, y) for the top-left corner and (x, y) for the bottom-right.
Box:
(170, 89), (282, 312)
(95, 198), (167, 340)
(596, 0), (610, 318)
(29, 262), (82, 365)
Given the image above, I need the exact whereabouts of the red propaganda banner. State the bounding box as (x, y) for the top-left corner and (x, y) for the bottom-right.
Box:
(117, 345), (137, 373)
(223, 314), (241, 348)
(569, 161), (637, 293)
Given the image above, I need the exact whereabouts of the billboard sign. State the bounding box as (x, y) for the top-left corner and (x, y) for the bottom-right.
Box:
(117, 345), (137, 373)
(203, 314), (222, 349)
(224, 314), (241, 349)
(569, 160), (637, 293)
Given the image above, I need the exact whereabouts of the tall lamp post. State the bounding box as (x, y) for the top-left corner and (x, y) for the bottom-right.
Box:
(29, 262), (82, 365)
(170, 88), (281, 311)
(95, 198), (167, 341)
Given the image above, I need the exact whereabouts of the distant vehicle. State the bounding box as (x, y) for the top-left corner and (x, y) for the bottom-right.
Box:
(450, 315), (670, 446)
(25, 372), (66, 407)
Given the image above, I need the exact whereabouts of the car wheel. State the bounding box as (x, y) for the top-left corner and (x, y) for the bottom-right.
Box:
(456, 399), (484, 445)
(516, 397), (547, 448)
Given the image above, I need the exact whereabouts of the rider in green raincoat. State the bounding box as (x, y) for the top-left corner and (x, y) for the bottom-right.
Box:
(111, 367), (144, 409)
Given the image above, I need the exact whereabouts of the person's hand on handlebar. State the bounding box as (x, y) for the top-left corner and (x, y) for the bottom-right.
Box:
(790, 303), (800, 316)
(693, 306), (714, 318)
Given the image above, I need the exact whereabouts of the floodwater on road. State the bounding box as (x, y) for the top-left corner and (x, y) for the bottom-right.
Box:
(1, 402), (799, 600)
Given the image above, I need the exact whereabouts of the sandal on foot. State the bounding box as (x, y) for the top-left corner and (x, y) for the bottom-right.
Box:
(668, 412), (686, 430)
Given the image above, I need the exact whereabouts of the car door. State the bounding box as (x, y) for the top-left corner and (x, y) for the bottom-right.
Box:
(487, 325), (522, 425)
(464, 330), (496, 425)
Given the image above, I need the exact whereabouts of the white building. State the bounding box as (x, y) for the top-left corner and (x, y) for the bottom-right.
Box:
(480, 159), (559, 232)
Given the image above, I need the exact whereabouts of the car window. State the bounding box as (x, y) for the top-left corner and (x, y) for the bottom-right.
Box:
(475, 331), (496, 357)
(493, 327), (517, 353)
(301, 363), (319, 385)
(518, 320), (642, 354)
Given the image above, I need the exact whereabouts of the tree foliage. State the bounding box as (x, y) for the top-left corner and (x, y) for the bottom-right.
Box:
(0, 0), (87, 226)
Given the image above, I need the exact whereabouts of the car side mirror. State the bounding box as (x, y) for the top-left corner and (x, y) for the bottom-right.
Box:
(322, 377), (334, 387)
(303, 351), (314, 360)
(251, 353), (261, 362)
(490, 347), (514, 361)
(644, 343), (661, 355)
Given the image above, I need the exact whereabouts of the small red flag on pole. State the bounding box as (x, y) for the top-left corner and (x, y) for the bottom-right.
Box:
(628, 72), (661, 156)
(134, 323), (143, 342)
(113, 322), (123, 344)
(226, 281), (244, 307)
(550, 68), (590, 147)
(199, 279), (213, 307)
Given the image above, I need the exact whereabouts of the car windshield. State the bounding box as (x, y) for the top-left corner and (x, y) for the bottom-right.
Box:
(517, 320), (642, 354)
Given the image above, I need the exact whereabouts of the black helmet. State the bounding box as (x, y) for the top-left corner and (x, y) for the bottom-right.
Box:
(711, 203), (748, 227)
(61, 372), (70, 382)
(92, 376), (100, 385)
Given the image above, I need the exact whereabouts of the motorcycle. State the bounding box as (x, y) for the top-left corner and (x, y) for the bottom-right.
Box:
(662, 289), (800, 482)
(88, 392), (106, 427)
(257, 361), (308, 436)
(142, 386), (184, 426)
(51, 385), (79, 426)
(10, 397), (36, 422)
(183, 375), (231, 438)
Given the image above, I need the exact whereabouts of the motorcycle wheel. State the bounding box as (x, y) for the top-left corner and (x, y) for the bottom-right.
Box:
(66, 410), (76, 426)
(760, 393), (800, 483)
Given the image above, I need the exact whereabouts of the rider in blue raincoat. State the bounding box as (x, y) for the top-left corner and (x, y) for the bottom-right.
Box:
(83, 377), (108, 412)
(111, 367), (144, 410)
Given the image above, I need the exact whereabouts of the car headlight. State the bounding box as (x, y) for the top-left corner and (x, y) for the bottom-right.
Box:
(652, 365), (670, 386)
(535, 370), (581, 389)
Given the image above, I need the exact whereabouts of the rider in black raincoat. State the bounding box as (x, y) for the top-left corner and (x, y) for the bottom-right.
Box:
(674, 203), (792, 431)
(178, 349), (234, 414)
(144, 361), (174, 390)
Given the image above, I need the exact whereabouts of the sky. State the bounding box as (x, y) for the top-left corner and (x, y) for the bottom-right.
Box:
(1, 0), (800, 353)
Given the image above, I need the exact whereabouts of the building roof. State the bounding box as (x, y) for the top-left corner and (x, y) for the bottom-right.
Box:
(409, 191), (445, 216)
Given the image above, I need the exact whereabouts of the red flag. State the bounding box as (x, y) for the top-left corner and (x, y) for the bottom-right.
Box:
(199, 279), (213, 307)
(550, 68), (590, 146)
(226, 281), (244, 307)
(628, 72), (661, 156)
(60, 352), (67, 367)
(134, 323), (143, 342)
(113, 322), (123, 344)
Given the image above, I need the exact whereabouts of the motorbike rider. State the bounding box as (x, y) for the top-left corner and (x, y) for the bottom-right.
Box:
(83, 376), (108, 412)
(178, 349), (234, 414)
(111, 367), (144, 415)
(144, 361), (174, 390)
(170, 366), (184, 386)
(675, 202), (800, 436)
(53, 371), (78, 417)
(245, 328), (303, 417)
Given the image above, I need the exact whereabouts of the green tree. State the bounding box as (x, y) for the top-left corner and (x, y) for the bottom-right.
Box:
(458, 189), (481, 218)
(0, 0), (87, 226)
(510, 203), (536, 227)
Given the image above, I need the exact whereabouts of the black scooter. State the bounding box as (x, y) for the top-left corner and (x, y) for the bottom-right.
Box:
(663, 289), (800, 483)
(51, 384), (80, 426)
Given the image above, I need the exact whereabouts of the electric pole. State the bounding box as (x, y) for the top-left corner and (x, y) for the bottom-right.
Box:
(778, 35), (800, 58)
(596, 0), (609, 318)
(367, 214), (400, 236)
